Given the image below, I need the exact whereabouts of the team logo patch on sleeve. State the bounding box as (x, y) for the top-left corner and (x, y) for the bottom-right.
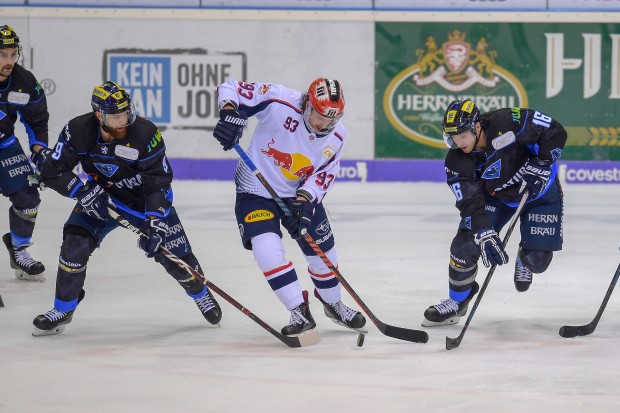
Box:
(244, 210), (275, 222)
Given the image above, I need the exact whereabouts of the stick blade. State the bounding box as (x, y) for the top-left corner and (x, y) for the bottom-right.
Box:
(293, 331), (321, 347)
(381, 324), (428, 343)
(559, 324), (594, 338)
(445, 336), (461, 350)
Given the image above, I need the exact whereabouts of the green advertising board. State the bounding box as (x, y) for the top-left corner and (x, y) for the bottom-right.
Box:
(376, 23), (620, 160)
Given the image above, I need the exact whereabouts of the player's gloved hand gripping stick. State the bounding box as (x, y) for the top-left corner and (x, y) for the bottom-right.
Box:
(234, 143), (429, 344)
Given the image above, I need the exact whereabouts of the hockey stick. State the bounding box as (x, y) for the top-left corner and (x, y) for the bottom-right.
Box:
(446, 191), (529, 350)
(106, 203), (320, 348)
(559, 261), (620, 338)
(234, 143), (429, 344)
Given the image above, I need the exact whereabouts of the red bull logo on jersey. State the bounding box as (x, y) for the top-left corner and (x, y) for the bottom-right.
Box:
(261, 138), (315, 180)
(383, 30), (527, 149)
(258, 84), (271, 95)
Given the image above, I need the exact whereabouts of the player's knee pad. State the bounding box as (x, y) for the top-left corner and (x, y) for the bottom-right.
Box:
(305, 247), (338, 274)
(519, 249), (553, 273)
(251, 232), (287, 272)
(59, 226), (96, 274)
(9, 187), (40, 222)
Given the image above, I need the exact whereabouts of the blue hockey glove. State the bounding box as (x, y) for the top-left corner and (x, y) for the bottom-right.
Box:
(139, 217), (169, 258)
(474, 228), (508, 268)
(76, 181), (109, 221)
(31, 147), (53, 170)
(282, 199), (315, 240)
(519, 157), (552, 199)
(213, 109), (247, 151)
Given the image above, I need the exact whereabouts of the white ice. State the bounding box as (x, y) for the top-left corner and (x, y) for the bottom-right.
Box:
(1, 181), (619, 412)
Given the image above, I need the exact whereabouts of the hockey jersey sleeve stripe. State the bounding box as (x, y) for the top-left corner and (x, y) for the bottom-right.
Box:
(514, 110), (529, 137)
(334, 131), (344, 142)
(138, 145), (166, 162)
(240, 98), (301, 117)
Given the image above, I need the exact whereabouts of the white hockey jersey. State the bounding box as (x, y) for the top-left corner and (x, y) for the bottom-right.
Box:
(217, 80), (345, 202)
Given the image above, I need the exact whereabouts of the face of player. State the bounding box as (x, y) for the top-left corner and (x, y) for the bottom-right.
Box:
(96, 111), (130, 141)
(451, 123), (484, 153)
(307, 108), (334, 134)
(451, 130), (478, 153)
(0, 47), (19, 80)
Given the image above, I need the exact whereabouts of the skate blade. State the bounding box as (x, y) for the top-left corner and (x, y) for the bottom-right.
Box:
(421, 316), (462, 327)
(296, 330), (321, 347)
(15, 269), (45, 282)
(32, 325), (66, 337)
(328, 318), (368, 333)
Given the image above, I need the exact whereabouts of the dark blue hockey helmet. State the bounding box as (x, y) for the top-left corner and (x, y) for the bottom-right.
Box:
(91, 81), (136, 127)
(442, 99), (481, 148)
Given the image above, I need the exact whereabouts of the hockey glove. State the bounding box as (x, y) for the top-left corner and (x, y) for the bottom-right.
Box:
(474, 228), (508, 268)
(139, 217), (169, 258)
(213, 109), (248, 151)
(519, 157), (552, 199)
(76, 181), (110, 221)
(283, 199), (315, 240)
(31, 147), (53, 170)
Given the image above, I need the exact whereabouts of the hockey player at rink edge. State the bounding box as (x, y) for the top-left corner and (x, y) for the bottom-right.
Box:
(30, 81), (222, 335)
(213, 78), (366, 336)
(0, 25), (49, 282)
(422, 99), (567, 327)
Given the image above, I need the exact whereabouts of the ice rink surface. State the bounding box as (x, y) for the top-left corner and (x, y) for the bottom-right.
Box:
(1, 181), (619, 412)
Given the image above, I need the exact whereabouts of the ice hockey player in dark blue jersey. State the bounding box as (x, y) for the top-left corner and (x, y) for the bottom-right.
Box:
(422, 99), (567, 327)
(0, 25), (48, 281)
(30, 81), (221, 336)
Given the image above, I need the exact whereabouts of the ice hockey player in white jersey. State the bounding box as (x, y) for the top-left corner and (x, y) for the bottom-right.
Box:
(213, 78), (366, 336)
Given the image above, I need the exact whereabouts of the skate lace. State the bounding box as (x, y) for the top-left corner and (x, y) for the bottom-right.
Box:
(331, 301), (357, 322)
(14, 248), (38, 269)
(195, 293), (216, 313)
(289, 306), (310, 326)
(515, 259), (532, 282)
(433, 299), (460, 315)
(43, 308), (68, 322)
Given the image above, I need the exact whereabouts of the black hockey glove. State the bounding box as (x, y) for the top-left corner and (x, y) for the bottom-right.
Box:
(519, 157), (552, 199)
(31, 147), (53, 170)
(76, 181), (110, 221)
(213, 109), (248, 151)
(474, 228), (508, 268)
(139, 217), (169, 258)
(282, 199), (315, 240)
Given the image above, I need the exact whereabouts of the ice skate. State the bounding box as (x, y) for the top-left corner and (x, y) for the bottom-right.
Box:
(2, 233), (45, 282)
(314, 288), (367, 332)
(514, 256), (533, 292)
(422, 282), (479, 327)
(281, 290), (316, 336)
(32, 290), (85, 336)
(194, 289), (222, 325)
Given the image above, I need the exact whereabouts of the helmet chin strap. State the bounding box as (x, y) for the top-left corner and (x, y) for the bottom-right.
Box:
(472, 124), (482, 149)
